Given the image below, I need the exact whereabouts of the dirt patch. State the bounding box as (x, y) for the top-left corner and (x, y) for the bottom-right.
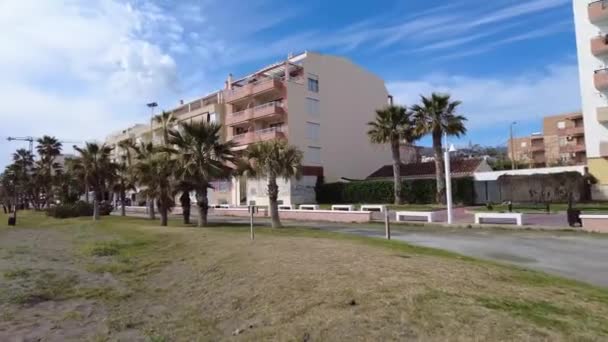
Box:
(1, 214), (608, 341)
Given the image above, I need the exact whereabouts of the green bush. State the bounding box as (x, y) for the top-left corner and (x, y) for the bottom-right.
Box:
(316, 178), (475, 205)
(46, 201), (114, 218)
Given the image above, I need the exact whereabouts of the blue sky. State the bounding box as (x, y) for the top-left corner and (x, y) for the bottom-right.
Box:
(0, 0), (580, 167)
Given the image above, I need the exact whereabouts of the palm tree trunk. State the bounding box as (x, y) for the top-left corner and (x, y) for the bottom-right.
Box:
(180, 192), (191, 225)
(432, 130), (446, 204)
(120, 190), (126, 216)
(196, 187), (209, 227)
(160, 204), (168, 226)
(268, 174), (282, 228)
(391, 138), (403, 205)
(93, 191), (100, 220)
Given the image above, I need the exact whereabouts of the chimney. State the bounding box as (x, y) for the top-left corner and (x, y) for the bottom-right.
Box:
(227, 73), (233, 90)
(179, 99), (184, 105)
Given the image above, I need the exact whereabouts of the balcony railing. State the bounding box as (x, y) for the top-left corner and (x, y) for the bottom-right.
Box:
(560, 144), (586, 154)
(598, 106), (608, 122)
(594, 68), (608, 91)
(590, 1), (608, 23)
(558, 126), (585, 136)
(592, 35), (608, 56)
(530, 144), (545, 152)
(225, 78), (284, 103)
(225, 101), (286, 126)
(231, 126), (286, 146)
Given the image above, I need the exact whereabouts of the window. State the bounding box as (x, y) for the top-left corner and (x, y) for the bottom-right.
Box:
(209, 112), (217, 123)
(308, 78), (319, 93)
(306, 97), (320, 117)
(306, 146), (321, 164)
(306, 122), (320, 141)
(557, 121), (566, 129)
(559, 137), (567, 146)
(521, 142), (527, 148)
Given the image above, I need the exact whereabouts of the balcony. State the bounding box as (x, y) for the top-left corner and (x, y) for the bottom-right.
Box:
(594, 68), (608, 91)
(589, 1), (608, 23)
(558, 126), (585, 136)
(225, 108), (253, 126)
(225, 78), (284, 103)
(598, 106), (608, 122)
(225, 102), (286, 127)
(530, 144), (545, 152)
(560, 144), (586, 154)
(592, 35), (608, 56)
(231, 126), (287, 146)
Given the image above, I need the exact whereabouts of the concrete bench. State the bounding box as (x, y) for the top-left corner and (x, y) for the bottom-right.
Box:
(331, 205), (355, 211)
(218, 204), (231, 208)
(278, 205), (293, 210)
(396, 211), (437, 223)
(475, 212), (523, 226)
(360, 205), (386, 212)
(299, 204), (320, 210)
(580, 215), (608, 233)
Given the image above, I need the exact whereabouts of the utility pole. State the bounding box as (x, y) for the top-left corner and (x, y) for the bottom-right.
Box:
(509, 122), (517, 170)
(147, 102), (158, 134)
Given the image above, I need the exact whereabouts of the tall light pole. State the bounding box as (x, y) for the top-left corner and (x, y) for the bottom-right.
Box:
(444, 133), (457, 224)
(510, 121), (517, 170)
(147, 102), (158, 135)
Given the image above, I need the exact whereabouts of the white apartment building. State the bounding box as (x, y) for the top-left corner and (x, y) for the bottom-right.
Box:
(223, 51), (392, 206)
(573, 1), (608, 199)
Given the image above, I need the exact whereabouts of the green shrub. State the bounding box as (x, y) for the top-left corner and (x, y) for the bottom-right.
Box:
(316, 178), (475, 205)
(46, 201), (114, 218)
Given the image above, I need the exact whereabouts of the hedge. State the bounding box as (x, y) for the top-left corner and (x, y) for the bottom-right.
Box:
(316, 178), (475, 205)
(46, 201), (113, 218)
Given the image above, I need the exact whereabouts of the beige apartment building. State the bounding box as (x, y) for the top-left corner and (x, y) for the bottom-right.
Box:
(106, 51), (393, 206)
(573, 1), (608, 199)
(508, 112), (586, 168)
(224, 51), (392, 206)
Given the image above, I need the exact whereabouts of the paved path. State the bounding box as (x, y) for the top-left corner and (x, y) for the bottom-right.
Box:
(208, 215), (608, 288)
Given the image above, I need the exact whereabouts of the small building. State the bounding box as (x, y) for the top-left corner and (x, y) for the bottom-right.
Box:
(367, 159), (492, 180)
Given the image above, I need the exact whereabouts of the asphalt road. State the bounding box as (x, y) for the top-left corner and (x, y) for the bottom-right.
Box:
(209, 215), (608, 288)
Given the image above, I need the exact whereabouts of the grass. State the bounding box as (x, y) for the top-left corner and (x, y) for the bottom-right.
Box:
(472, 202), (608, 214)
(1, 211), (608, 340)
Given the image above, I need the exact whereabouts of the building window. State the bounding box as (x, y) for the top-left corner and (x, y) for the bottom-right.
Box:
(521, 142), (527, 148)
(557, 121), (566, 129)
(559, 137), (567, 146)
(209, 112), (217, 123)
(306, 98), (320, 117)
(306, 146), (321, 165)
(308, 78), (319, 93)
(306, 122), (320, 141)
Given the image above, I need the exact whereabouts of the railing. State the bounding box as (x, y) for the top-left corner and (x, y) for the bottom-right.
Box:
(589, 1), (608, 23)
(594, 68), (608, 91)
(231, 126), (286, 146)
(253, 101), (283, 112)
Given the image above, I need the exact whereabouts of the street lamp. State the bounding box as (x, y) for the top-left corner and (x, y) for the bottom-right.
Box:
(147, 102), (158, 133)
(510, 121), (517, 170)
(444, 135), (457, 224)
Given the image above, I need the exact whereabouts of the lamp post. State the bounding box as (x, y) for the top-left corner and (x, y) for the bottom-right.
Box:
(147, 102), (158, 134)
(510, 121), (517, 170)
(444, 134), (457, 224)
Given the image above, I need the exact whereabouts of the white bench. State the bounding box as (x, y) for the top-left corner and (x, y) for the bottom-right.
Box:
(299, 204), (320, 210)
(396, 211), (437, 223)
(278, 205), (293, 210)
(218, 204), (231, 208)
(360, 205), (386, 212)
(475, 213), (523, 226)
(331, 205), (354, 211)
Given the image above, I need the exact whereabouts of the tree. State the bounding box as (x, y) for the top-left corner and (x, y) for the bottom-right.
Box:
(11, 149), (35, 209)
(113, 139), (136, 216)
(36, 136), (62, 207)
(412, 93), (467, 204)
(367, 105), (419, 205)
(168, 121), (235, 227)
(72, 143), (114, 220)
(134, 150), (175, 226)
(132, 141), (158, 220)
(240, 140), (303, 228)
(154, 111), (176, 146)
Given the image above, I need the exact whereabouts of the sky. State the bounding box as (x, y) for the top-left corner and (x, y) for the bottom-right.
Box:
(0, 0), (580, 167)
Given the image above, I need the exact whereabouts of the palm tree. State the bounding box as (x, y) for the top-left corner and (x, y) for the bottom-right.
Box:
(132, 141), (158, 220)
(367, 105), (419, 205)
(168, 121), (235, 227)
(114, 139), (136, 216)
(73, 142), (114, 220)
(134, 150), (175, 226)
(412, 93), (467, 204)
(36, 136), (62, 207)
(240, 140), (303, 228)
(11, 149), (35, 209)
(154, 111), (176, 146)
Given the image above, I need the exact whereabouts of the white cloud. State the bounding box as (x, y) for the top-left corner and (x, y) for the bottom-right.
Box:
(387, 63), (581, 134)
(0, 0), (181, 167)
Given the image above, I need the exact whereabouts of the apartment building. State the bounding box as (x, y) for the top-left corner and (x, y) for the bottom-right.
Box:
(105, 91), (231, 205)
(573, 1), (608, 199)
(508, 112), (586, 167)
(223, 51), (392, 206)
